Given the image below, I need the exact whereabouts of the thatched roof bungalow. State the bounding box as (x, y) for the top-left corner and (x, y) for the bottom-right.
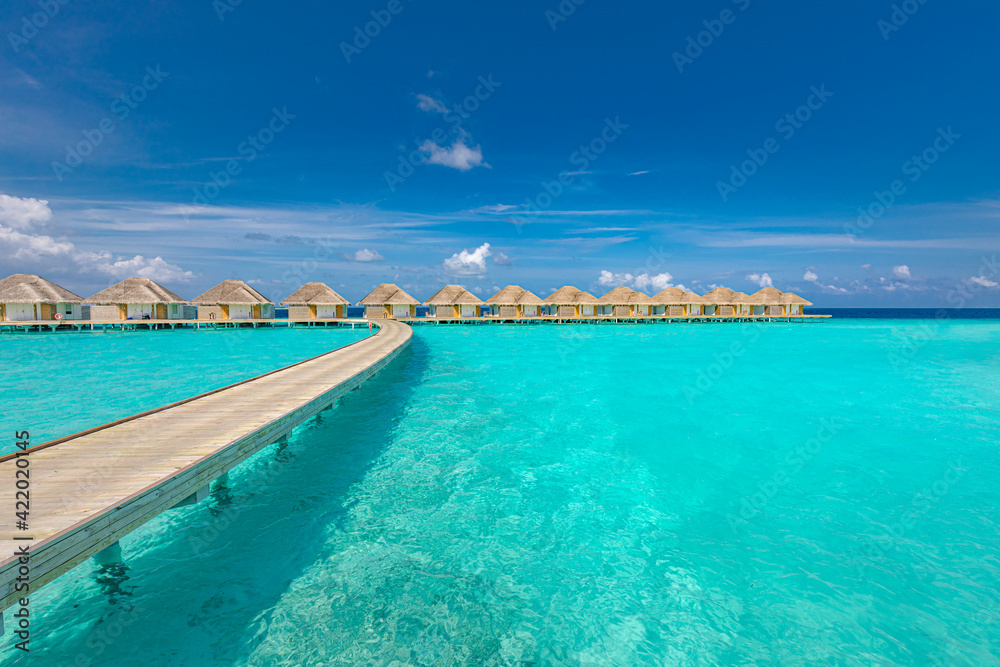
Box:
(86, 277), (187, 321)
(280, 282), (350, 319)
(485, 285), (544, 318)
(598, 286), (655, 317)
(781, 291), (813, 315)
(0, 274), (83, 321)
(189, 280), (274, 320)
(423, 285), (484, 318)
(702, 286), (754, 317)
(358, 283), (420, 319)
(651, 286), (707, 317)
(747, 287), (785, 316)
(543, 286), (600, 318)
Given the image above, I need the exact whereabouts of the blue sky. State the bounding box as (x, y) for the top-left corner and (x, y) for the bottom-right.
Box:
(1, 0), (998, 305)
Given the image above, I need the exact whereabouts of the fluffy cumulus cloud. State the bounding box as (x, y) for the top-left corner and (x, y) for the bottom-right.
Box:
(421, 133), (486, 171)
(746, 272), (773, 288)
(493, 252), (511, 266)
(0, 193), (193, 282)
(0, 194), (52, 229)
(90, 254), (194, 282)
(443, 242), (491, 276)
(803, 269), (847, 294)
(351, 248), (384, 262)
(893, 265), (911, 279)
(598, 270), (674, 293)
(416, 94), (448, 114)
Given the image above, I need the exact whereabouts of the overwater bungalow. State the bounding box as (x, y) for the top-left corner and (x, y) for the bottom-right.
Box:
(598, 286), (655, 317)
(782, 291), (812, 315)
(702, 286), (754, 317)
(358, 283), (420, 319)
(189, 280), (274, 320)
(747, 287), (787, 316)
(652, 286), (707, 317)
(85, 277), (187, 320)
(484, 285), (544, 318)
(0, 274), (83, 321)
(543, 286), (600, 318)
(280, 282), (350, 319)
(423, 285), (484, 318)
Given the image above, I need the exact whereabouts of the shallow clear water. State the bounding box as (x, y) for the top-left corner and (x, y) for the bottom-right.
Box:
(3, 320), (1000, 666)
(0, 326), (369, 453)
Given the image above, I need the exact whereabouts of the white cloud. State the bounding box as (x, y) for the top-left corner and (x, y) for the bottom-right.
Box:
(352, 248), (384, 262)
(473, 204), (517, 214)
(598, 270), (674, 293)
(443, 242), (491, 276)
(746, 272), (773, 288)
(416, 94), (448, 114)
(0, 194), (52, 230)
(801, 269), (847, 293)
(421, 134), (486, 171)
(969, 276), (999, 288)
(893, 265), (911, 279)
(494, 252), (511, 266)
(628, 170), (649, 176)
(0, 193), (194, 282)
(860, 263), (872, 269)
(92, 254), (194, 282)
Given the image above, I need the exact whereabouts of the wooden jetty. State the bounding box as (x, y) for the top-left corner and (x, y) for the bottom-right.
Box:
(0, 320), (411, 615)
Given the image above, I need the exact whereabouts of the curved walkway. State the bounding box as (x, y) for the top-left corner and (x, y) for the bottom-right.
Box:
(0, 320), (412, 611)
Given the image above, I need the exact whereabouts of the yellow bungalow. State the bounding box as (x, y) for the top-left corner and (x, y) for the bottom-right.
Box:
(597, 286), (655, 317)
(652, 286), (707, 317)
(702, 286), (754, 317)
(543, 286), (600, 318)
(280, 282), (350, 319)
(781, 291), (813, 315)
(484, 285), (544, 318)
(190, 280), (274, 320)
(85, 277), (187, 320)
(0, 274), (83, 321)
(746, 287), (786, 317)
(358, 283), (420, 319)
(423, 285), (484, 319)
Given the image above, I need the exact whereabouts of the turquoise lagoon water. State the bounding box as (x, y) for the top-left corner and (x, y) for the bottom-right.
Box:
(0, 326), (369, 454)
(3, 320), (1000, 666)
